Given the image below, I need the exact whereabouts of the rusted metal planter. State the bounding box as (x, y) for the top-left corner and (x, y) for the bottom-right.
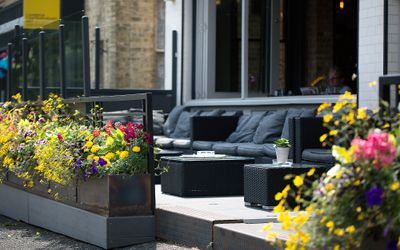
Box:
(77, 174), (152, 217)
(5, 172), (50, 198)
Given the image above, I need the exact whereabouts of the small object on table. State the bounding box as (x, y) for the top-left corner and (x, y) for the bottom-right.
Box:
(160, 156), (254, 197)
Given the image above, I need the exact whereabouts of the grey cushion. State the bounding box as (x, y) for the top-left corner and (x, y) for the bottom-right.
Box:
(199, 109), (225, 116)
(170, 111), (201, 139)
(163, 106), (186, 136)
(222, 110), (243, 117)
(212, 143), (239, 155)
(280, 108), (316, 139)
(302, 148), (334, 164)
(253, 110), (287, 144)
(263, 144), (276, 158)
(192, 141), (216, 151)
(280, 108), (304, 139)
(155, 137), (174, 149)
(172, 139), (191, 149)
(236, 143), (267, 157)
(226, 112), (267, 143)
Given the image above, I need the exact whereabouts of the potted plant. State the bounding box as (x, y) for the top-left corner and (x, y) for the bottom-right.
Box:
(273, 138), (291, 164)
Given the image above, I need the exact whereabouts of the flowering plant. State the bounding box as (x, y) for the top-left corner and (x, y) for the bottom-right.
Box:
(264, 92), (400, 249)
(0, 93), (152, 189)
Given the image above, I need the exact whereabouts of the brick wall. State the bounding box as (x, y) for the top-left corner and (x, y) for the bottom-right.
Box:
(304, 0), (334, 86)
(85, 0), (162, 89)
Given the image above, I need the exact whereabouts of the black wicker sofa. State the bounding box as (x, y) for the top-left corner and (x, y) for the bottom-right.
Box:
(154, 106), (329, 163)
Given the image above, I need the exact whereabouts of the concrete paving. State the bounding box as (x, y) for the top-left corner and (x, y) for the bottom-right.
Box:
(155, 185), (282, 249)
(0, 215), (197, 250)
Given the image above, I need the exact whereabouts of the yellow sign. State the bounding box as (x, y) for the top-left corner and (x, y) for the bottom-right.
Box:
(23, 0), (60, 29)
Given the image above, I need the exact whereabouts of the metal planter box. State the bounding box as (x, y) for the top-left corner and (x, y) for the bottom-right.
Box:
(77, 174), (152, 217)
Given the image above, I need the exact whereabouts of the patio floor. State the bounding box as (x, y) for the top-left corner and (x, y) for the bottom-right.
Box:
(155, 185), (286, 250)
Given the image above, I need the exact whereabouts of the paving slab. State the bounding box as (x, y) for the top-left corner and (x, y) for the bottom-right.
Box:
(155, 185), (281, 250)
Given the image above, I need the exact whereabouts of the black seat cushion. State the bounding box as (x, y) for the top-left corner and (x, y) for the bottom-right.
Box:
(172, 139), (191, 149)
(236, 143), (273, 157)
(302, 148), (334, 164)
(212, 142), (240, 155)
(155, 137), (174, 149)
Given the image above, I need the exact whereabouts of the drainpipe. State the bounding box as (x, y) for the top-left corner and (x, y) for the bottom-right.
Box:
(383, 0), (388, 75)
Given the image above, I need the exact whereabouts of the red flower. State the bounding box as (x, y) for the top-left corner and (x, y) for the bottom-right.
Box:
(92, 129), (101, 137)
(57, 133), (63, 141)
(104, 120), (113, 134)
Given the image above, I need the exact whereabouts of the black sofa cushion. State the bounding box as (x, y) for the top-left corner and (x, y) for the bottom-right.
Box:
(253, 110), (287, 144)
(163, 106), (186, 136)
(170, 111), (201, 138)
(302, 148), (334, 164)
(226, 112), (267, 143)
(192, 141), (216, 151)
(212, 142), (240, 155)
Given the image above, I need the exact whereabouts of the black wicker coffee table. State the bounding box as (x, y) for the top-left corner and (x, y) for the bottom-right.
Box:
(160, 156), (254, 197)
(244, 163), (331, 209)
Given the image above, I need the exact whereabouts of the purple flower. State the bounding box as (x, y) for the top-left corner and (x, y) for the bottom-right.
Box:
(365, 186), (384, 207)
(17, 143), (25, 153)
(91, 160), (98, 174)
(35, 139), (47, 145)
(83, 172), (89, 182)
(387, 240), (398, 250)
(98, 157), (107, 167)
(74, 158), (82, 169)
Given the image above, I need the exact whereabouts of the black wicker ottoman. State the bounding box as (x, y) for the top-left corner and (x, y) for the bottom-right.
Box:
(160, 156), (254, 197)
(154, 150), (183, 184)
(244, 164), (331, 209)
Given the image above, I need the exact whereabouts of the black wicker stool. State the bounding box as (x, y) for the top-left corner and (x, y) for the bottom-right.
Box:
(244, 164), (331, 209)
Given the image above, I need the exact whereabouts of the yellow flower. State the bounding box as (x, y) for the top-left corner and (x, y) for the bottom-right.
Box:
(334, 244), (340, 250)
(356, 207), (362, 213)
(368, 80), (377, 87)
(119, 151), (129, 159)
(105, 152), (115, 160)
(262, 223), (273, 232)
(326, 221), (334, 229)
(383, 123), (390, 129)
(325, 183), (334, 191)
(390, 182), (400, 191)
(275, 192), (283, 201)
(93, 156), (99, 161)
(266, 232), (277, 242)
(307, 168), (315, 176)
(87, 154), (94, 160)
(353, 180), (361, 186)
(333, 102), (344, 113)
(106, 136), (115, 146)
(132, 146), (141, 153)
(293, 176), (304, 187)
(317, 102), (331, 114)
(85, 141), (93, 148)
(357, 108), (367, 119)
(323, 114), (333, 123)
(334, 228), (345, 236)
(320, 134), (328, 143)
(345, 225), (356, 234)
(329, 130), (338, 136)
(90, 145), (100, 153)
(338, 91), (355, 101)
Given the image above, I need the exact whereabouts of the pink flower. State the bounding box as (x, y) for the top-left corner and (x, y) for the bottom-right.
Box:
(351, 132), (396, 170)
(57, 133), (63, 141)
